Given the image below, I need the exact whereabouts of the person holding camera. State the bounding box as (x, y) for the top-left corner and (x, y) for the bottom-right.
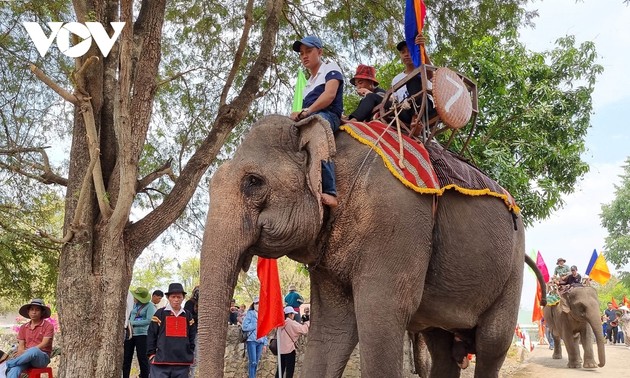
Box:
(301, 306), (310, 323)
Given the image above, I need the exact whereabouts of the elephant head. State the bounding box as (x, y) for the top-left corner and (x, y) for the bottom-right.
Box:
(563, 286), (606, 367)
(198, 115), (336, 374)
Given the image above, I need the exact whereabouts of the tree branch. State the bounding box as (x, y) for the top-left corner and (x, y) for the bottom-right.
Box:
(157, 67), (202, 87)
(30, 65), (78, 105)
(0, 147), (68, 186)
(136, 158), (176, 192)
(126, 0), (286, 255)
(219, 0), (255, 107)
(39, 229), (74, 244)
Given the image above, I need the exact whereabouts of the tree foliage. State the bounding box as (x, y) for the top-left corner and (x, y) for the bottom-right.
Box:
(0, 191), (62, 305)
(601, 157), (630, 285)
(442, 32), (601, 223)
(130, 250), (175, 292)
(592, 276), (630, 312)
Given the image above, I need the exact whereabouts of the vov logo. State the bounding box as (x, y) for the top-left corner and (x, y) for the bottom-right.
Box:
(23, 22), (126, 58)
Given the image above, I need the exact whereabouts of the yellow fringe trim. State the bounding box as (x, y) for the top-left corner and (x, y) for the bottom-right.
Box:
(340, 124), (521, 214)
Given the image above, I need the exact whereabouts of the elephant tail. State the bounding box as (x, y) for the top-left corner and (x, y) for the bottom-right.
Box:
(525, 254), (547, 306)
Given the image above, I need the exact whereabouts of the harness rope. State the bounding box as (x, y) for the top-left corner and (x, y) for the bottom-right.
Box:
(307, 118), (437, 272)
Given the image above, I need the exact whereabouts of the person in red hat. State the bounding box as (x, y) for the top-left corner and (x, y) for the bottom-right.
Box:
(4, 299), (54, 378)
(345, 64), (387, 122)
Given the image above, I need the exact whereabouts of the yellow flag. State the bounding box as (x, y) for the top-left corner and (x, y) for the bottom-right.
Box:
(589, 253), (611, 285)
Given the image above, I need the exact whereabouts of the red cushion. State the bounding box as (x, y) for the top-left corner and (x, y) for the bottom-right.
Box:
(25, 367), (53, 378)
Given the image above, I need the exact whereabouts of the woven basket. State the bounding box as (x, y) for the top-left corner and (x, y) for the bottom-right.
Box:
(433, 67), (472, 129)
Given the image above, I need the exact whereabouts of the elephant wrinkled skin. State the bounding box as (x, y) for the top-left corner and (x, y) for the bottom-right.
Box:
(199, 115), (527, 378)
(543, 286), (605, 368)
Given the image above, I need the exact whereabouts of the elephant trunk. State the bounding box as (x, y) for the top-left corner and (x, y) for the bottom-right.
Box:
(198, 242), (242, 375)
(587, 311), (606, 367)
(198, 185), (256, 375)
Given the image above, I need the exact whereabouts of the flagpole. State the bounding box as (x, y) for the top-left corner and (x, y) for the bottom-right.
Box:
(277, 327), (282, 377)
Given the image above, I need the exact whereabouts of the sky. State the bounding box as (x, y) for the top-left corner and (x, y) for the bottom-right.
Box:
(517, 0), (630, 312)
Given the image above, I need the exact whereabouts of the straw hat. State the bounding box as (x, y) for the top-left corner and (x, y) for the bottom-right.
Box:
(19, 299), (51, 319)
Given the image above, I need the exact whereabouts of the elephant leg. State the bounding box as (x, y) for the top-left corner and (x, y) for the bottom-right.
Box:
(353, 297), (407, 377)
(410, 332), (431, 377)
(580, 328), (597, 368)
(551, 332), (563, 359)
(563, 331), (582, 368)
(352, 276), (427, 378)
(422, 328), (461, 378)
(473, 278), (521, 377)
(300, 270), (358, 377)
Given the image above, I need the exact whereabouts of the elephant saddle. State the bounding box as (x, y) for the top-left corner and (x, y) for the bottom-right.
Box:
(340, 121), (520, 213)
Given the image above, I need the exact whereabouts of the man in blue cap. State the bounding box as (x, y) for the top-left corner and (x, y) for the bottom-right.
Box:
(290, 35), (344, 208)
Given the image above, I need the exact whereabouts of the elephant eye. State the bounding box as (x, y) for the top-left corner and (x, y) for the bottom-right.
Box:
(244, 174), (264, 187)
(241, 174), (266, 198)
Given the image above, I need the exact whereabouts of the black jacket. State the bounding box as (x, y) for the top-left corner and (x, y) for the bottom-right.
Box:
(147, 307), (196, 365)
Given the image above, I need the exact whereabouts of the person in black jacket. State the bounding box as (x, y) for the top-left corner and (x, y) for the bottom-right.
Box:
(345, 64), (386, 122)
(147, 283), (196, 378)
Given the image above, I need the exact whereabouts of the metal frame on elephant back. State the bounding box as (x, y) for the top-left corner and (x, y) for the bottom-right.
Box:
(374, 64), (479, 154)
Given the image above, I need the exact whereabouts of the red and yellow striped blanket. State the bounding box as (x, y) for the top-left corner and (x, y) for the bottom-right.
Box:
(339, 121), (519, 213)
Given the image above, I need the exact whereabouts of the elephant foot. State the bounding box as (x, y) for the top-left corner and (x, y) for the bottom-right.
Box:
(552, 353), (562, 360)
(582, 360), (598, 369)
(566, 361), (581, 368)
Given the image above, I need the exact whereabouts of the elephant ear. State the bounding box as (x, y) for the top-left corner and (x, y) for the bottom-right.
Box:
(294, 115), (336, 219)
(560, 297), (571, 313)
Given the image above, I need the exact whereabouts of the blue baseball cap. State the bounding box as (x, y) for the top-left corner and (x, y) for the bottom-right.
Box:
(292, 35), (323, 52)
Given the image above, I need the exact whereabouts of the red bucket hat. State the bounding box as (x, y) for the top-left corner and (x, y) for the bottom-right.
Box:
(350, 64), (379, 87)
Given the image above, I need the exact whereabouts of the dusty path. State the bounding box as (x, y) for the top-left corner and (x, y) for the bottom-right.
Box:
(508, 343), (629, 377)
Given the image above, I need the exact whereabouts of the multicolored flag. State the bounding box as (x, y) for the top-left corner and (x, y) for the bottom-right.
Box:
(623, 295), (629, 307)
(292, 69), (307, 112)
(585, 249), (598, 276)
(256, 258), (285, 339)
(611, 297), (619, 310)
(589, 251), (611, 285)
(404, 0), (427, 67)
(536, 251), (550, 283)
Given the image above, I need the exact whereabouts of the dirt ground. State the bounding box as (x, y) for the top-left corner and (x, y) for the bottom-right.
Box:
(460, 342), (629, 377)
(507, 342), (629, 377)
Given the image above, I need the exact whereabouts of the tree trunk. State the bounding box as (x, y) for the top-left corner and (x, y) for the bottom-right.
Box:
(56, 1), (166, 377)
(52, 0), (283, 375)
(57, 233), (132, 377)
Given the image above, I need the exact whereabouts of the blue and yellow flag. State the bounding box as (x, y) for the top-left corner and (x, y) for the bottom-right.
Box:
(585, 249), (598, 275)
(587, 249), (611, 285)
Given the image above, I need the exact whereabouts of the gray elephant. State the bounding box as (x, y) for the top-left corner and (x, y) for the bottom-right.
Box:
(199, 115), (531, 377)
(543, 285), (605, 368)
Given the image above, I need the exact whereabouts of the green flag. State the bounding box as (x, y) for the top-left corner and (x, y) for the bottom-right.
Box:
(292, 69), (307, 112)
(527, 248), (537, 276)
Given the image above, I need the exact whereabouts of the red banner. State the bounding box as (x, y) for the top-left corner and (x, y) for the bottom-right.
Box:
(256, 258), (285, 339)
